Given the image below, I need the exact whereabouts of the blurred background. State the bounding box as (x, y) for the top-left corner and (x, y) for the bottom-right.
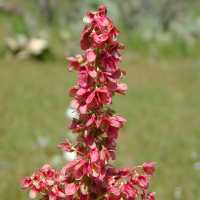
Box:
(0, 0), (200, 199)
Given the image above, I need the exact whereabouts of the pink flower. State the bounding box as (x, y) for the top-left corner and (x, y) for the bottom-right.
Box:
(137, 175), (149, 189)
(116, 83), (128, 95)
(70, 87), (91, 114)
(65, 183), (77, 196)
(22, 5), (155, 200)
(21, 177), (32, 188)
(98, 70), (127, 94)
(108, 186), (120, 197)
(143, 162), (156, 175)
(67, 54), (83, 71)
(58, 139), (74, 152)
(100, 51), (119, 73)
(80, 26), (92, 50)
(122, 183), (137, 199)
(92, 31), (109, 46)
(89, 147), (99, 163)
(86, 87), (112, 109)
(85, 49), (96, 62)
(78, 65), (97, 88)
(49, 185), (65, 200)
(147, 192), (156, 200)
(102, 115), (126, 139)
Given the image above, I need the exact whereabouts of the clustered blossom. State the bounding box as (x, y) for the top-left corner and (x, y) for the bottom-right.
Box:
(22, 5), (155, 200)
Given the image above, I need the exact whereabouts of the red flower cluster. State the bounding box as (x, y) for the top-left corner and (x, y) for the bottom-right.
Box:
(22, 5), (155, 200)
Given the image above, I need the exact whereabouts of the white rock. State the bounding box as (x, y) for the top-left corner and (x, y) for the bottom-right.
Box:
(193, 162), (200, 170)
(191, 151), (198, 160)
(37, 136), (49, 148)
(27, 38), (48, 56)
(5, 35), (28, 53)
(174, 187), (182, 200)
(6, 37), (20, 52)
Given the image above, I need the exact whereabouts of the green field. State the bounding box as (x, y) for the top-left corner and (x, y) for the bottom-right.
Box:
(0, 55), (200, 199)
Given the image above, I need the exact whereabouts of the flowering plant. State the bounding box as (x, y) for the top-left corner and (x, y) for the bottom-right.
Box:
(22, 5), (155, 200)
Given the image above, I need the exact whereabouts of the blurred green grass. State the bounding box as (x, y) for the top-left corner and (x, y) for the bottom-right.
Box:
(0, 56), (200, 199)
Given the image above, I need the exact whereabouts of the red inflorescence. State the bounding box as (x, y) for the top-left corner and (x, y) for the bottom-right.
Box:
(21, 5), (155, 200)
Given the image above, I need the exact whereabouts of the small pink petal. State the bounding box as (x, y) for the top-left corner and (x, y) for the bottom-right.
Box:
(65, 183), (77, 196)
(86, 49), (96, 62)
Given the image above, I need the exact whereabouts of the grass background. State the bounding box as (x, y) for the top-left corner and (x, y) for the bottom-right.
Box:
(0, 55), (200, 199)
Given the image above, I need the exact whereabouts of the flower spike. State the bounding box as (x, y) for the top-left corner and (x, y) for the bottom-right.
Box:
(22, 5), (155, 200)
